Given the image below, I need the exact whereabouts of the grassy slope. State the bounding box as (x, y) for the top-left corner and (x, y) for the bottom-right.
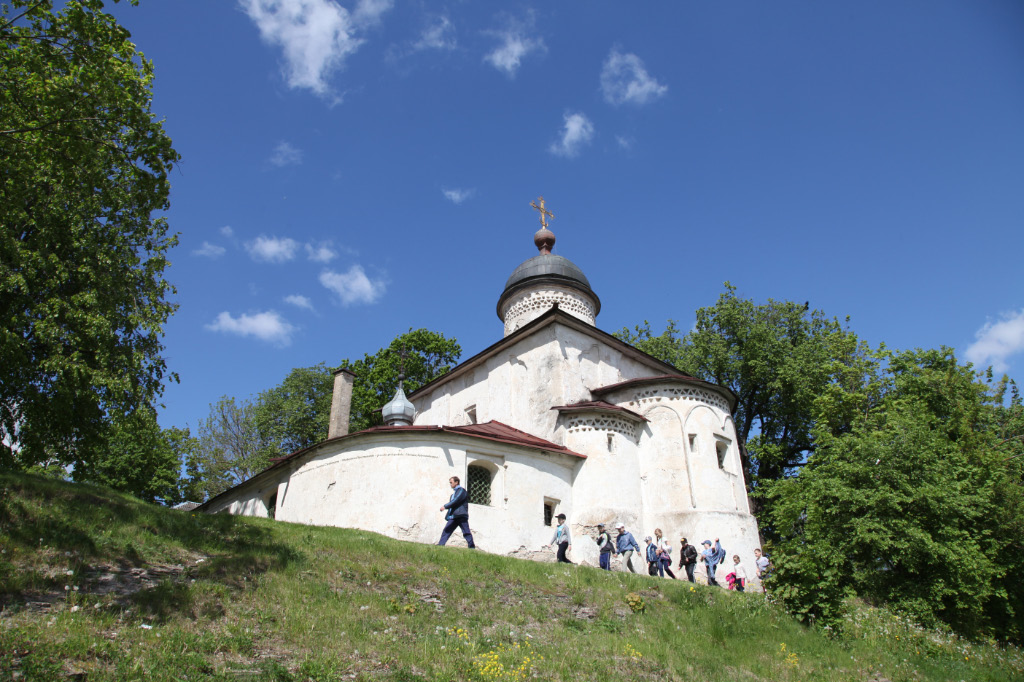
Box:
(1, 472), (1021, 682)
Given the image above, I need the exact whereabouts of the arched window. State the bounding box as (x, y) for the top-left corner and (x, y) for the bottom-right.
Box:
(467, 464), (492, 506)
(266, 492), (277, 519)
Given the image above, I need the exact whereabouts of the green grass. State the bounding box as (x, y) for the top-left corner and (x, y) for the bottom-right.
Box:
(1, 471), (1021, 681)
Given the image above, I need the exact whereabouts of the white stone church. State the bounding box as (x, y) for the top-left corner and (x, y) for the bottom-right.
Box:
(201, 201), (763, 572)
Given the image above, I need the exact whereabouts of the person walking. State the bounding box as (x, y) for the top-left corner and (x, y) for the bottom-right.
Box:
(678, 537), (698, 583)
(731, 555), (747, 592)
(754, 548), (771, 593)
(654, 528), (677, 579)
(614, 523), (642, 573)
(547, 513), (573, 564)
(595, 523), (614, 570)
(700, 538), (725, 586)
(644, 536), (660, 576)
(437, 476), (475, 548)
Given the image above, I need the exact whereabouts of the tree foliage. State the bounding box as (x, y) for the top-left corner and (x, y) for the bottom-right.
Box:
(192, 396), (266, 501)
(340, 328), (462, 433)
(764, 349), (1024, 640)
(253, 363), (334, 458)
(72, 407), (181, 503)
(0, 0), (180, 468)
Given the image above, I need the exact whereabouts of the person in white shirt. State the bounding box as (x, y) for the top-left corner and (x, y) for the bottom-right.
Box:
(653, 528), (677, 579)
(731, 554), (747, 592)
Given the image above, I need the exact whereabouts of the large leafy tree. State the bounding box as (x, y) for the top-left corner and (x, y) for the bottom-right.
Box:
(253, 363), (334, 459)
(764, 349), (1024, 641)
(340, 328), (462, 433)
(0, 0), (179, 468)
(73, 407), (180, 503)
(617, 283), (870, 488)
(192, 396), (266, 501)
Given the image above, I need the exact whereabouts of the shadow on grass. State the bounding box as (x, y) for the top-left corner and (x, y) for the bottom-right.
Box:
(0, 472), (305, 618)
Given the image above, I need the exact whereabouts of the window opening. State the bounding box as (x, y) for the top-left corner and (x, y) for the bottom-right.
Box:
(266, 492), (277, 519)
(607, 433), (614, 452)
(467, 464), (492, 506)
(716, 441), (728, 470)
(543, 502), (554, 526)
(465, 405), (477, 425)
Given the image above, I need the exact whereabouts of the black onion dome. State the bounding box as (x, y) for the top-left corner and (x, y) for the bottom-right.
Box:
(497, 253), (601, 320)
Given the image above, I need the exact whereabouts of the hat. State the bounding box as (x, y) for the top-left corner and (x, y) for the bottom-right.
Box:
(644, 536), (652, 542)
(702, 540), (712, 546)
(556, 513), (566, 520)
(597, 523), (605, 528)
(615, 523), (625, 530)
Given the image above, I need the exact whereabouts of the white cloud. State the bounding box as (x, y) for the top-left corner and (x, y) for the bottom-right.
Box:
(305, 241), (337, 262)
(220, 225), (234, 237)
(206, 310), (296, 346)
(484, 18), (544, 77)
(240, 0), (393, 97)
(414, 15), (455, 51)
(600, 48), (667, 106)
(246, 236), (299, 263)
(284, 294), (315, 311)
(549, 112), (594, 158)
(616, 135), (633, 150)
(269, 141), (303, 167)
(442, 187), (474, 204)
(965, 309), (1024, 373)
(319, 265), (385, 305)
(193, 241), (226, 258)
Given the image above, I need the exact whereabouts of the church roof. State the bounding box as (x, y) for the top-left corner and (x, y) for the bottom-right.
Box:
(550, 401), (648, 422)
(407, 306), (735, 409)
(590, 374), (737, 409)
(359, 420), (587, 459)
(497, 253), (601, 320)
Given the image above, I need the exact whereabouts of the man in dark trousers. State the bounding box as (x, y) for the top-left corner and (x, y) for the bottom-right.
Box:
(678, 537), (699, 583)
(437, 476), (475, 548)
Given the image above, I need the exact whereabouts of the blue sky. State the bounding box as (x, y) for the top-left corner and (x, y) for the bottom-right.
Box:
(106, 1), (1024, 431)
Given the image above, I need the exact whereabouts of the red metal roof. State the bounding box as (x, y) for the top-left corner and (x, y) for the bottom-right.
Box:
(354, 420), (587, 458)
(549, 400), (648, 422)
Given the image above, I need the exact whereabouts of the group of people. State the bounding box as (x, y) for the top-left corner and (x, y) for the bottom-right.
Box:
(435, 477), (770, 590)
(562, 519), (771, 592)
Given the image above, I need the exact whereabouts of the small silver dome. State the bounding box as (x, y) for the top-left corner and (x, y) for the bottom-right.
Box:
(382, 383), (415, 426)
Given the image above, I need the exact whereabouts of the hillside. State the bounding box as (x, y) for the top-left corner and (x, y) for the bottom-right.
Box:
(1, 472), (1021, 682)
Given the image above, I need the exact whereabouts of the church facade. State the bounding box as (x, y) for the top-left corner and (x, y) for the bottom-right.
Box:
(201, 203), (763, 574)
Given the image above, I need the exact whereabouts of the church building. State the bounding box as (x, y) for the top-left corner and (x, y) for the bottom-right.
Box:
(200, 199), (763, 572)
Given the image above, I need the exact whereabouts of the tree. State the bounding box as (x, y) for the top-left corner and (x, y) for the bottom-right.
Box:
(73, 407), (180, 503)
(193, 396), (266, 500)
(0, 0), (180, 469)
(617, 283), (870, 489)
(253, 363), (334, 459)
(340, 328), (462, 432)
(764, 348), (1024, 641)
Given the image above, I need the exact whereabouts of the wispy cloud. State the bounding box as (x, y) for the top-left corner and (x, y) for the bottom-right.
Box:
(484, 16), (544, 77)
(615, 135), (634, 150)
(965, 309), (1024, 373)
(269, 141), (303, 167)
(549, 112), (594, 158)
(193, 241), (226, 258)
(414, 15), (456, 51)
(442, 187), (474, 205)
(246, 236), (299, 263)
(600, 48), (667, 106)
(205, 310), (296, 346)
(319, 265), (386, 305)
(240, 0), (393, 97)
(305, 241), (338, 263)
(284, 294), (315, 311)
(220, 225), (234, 238)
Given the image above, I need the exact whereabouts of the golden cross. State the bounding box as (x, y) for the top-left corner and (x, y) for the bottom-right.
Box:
(530, 196), (554, 230)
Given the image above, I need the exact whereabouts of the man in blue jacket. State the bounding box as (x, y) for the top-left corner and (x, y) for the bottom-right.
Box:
(700, 538), (725, 586)
(614, 523), (642, 573)
(437, 476), (475, 548)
